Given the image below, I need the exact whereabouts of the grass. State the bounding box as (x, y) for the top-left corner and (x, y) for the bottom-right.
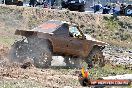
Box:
(104, 39), (132, 48)
(104, 16), (120, 32)
(88, 64), (132, 80)
(90, 16), (132, 48)
(0, 36), (16, 47)
(85, 64), (132, 88)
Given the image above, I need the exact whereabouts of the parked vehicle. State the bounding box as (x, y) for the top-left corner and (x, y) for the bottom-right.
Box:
(61, 0), (86, 12)
(2, 0), (23, 6)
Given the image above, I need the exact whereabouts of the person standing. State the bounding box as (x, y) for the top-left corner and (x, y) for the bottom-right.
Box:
(93, 1), (102, 13)
(102, 5), (111, 14)
(113, 1), (120, 16)
(120, 3), (126, 15)
(46, 0), (55, 8)
(29, 0), (36, 7)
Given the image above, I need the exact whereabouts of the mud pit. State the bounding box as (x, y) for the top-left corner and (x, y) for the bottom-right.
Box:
(0, 45), (83, 88)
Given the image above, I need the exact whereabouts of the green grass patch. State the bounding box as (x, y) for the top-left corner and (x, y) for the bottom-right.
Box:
(103, 16), (120, 31)
(0, 36), (16, 47)
(88, 64), (132, 80)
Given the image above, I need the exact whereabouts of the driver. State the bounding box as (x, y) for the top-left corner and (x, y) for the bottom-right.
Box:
(69, 23), (80, 37)
(69, 22), (86, 39)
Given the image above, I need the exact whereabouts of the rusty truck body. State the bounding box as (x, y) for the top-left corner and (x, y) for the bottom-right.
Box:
(10, 20), (107, 68)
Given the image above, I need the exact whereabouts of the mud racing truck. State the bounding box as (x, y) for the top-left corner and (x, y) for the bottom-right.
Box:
(9, 20), (107, 68)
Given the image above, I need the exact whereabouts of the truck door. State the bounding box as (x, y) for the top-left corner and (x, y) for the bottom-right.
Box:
(66, 25), (89, 57)
(51, 23), (72, 54)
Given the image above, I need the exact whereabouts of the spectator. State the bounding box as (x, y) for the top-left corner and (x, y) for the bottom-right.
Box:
(102, 5), (111, 14)
(43, 0), (48, 8)
(120, 3), (126, 15)
(46, 0), (55, 8)
(113, 1), (120, 16)
(93, 1), (102, 13)
(29, 0), (36, 7)
(35, 0), (45, 7)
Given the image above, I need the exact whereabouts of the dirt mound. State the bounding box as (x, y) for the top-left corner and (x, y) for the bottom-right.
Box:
(0, 55), (81, 88)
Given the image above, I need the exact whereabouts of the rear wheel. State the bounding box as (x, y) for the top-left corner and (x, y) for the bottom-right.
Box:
(86, 47), (105, 69)
(79, 5), (85, 12)
(9, 37), (52, 68)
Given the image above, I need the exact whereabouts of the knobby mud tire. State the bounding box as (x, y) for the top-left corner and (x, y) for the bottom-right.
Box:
(9, 37), (52, 68)
(86, 47), (105, 69)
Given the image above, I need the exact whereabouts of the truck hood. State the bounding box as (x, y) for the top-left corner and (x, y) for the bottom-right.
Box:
(84, 34), (108, 46)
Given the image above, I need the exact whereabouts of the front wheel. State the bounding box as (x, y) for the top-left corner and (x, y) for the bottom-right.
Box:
(86, 47), (105, 69)
(8, 38), (52, 68)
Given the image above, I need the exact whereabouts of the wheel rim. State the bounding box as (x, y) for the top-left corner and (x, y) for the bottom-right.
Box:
(87, 49), (105, 69)
(9, 38), (52, 68)
(92, 52), (102, 67)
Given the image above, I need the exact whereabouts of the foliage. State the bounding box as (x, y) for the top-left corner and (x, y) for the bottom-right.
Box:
(104, 16), (119, 32)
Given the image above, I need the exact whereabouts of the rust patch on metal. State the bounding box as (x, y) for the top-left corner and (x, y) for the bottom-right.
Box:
(38, 23), (58, 30)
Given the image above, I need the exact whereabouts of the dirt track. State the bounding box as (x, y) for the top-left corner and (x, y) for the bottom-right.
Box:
(0, 44), (132, 88)
(0, 45), (84, 88)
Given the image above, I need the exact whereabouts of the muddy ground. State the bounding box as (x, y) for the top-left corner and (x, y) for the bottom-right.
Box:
(0, 45), (82, 88)
(0, 45), (131, 88)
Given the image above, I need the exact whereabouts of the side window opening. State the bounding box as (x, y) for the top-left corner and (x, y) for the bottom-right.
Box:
(69, 26), (82, 38)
